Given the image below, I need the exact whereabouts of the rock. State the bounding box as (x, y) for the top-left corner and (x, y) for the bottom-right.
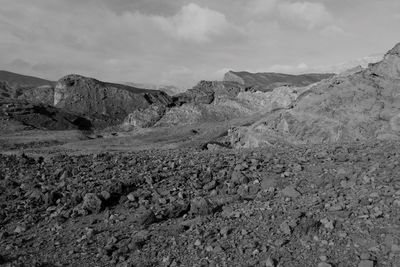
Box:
(100, 191), (111, 201)
(190, 197), (213, 216)
(82, 193), (102, 214)
(127, 192), (136, 202)
(265, 257), (275, 267)
(280, 221), (291, 235)
(135, 208), (156, 226)
(231, 171), (248, 185)
(261, 176), (277, 190)
(54, 74), (172, 125)
(281, 186), (301, 198)
(14, 225), (26, 234)
(223, 71), (333, 92)
(358, 260), (374, 267)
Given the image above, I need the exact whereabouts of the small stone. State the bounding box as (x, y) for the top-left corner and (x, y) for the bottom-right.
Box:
(127, 192), (136, 202)
(265, 257), (275, 267)
(391, 244), (400, 252)
(231, 171), (248, 185)
(261, 177), (277, 190)
(360, 252), (370, 260)
(205, 245), (213, 252)
(14, 225), (26, 234)
(281, 186), (301, 198)
(100, 191), (111, 201)
(194, 239), (202, 246)
(320, 218), (334, 230)
(319, 255), (328, 262)
(135, 208), (156, 226)
(358, 260), (374, 267)
(82, 193), (102, 213)
(280, 221), (291, 235)
(190, 197), (212, 216)
(220, 227), (231, 237)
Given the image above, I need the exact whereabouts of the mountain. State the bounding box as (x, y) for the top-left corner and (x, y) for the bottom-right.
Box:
(0, 70), (54, 88)
(54, 74), (172, 126)
(228, 42), (400, 147)
(124, 82), (183, 96)
(224, 71), (334, 92)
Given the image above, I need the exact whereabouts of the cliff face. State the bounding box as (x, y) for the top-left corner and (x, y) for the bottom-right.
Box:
(173, 80), (245, 105)
(0, 99), (92, 131)
(228, 42), (400, 148)
(53, 75), (172, 124)
(224, 71), (334, 92)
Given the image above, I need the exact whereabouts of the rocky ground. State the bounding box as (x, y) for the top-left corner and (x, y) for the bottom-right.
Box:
(1, 141), (400, 266)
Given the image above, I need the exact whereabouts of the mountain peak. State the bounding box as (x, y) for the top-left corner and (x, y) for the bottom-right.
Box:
(386, 42), (400, 57)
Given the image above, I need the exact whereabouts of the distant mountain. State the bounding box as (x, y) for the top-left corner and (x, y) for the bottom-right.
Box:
(314, 54), (384, 74)
(0, 70), (54, 88)
(224, 71), (334, 92)
(124, 82), (183, 96)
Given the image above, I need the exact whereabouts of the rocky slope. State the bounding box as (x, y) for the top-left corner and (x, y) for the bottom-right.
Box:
(124, 82), (182, 96)
(0, 99), (92, 132)
(228, 42), (400, 148)
(1, 141), (400, 266)
(224, 71), (334, 92)
(54, 75), (172, 126)
(0, 70), (54, 89)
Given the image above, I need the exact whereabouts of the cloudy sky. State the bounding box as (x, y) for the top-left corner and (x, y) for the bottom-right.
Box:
(0, 0), (399, 88)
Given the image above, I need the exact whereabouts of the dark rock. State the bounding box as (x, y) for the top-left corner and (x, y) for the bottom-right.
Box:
(82, 193), (102, 214)
(135, 208), (157, 226)
(190, 197), (213, 216)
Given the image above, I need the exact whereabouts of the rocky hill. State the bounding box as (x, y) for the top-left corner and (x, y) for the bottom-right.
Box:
(228, 42), (400, 148)
(0, 70), (54, 89)
(224, 71), (334, 92)
(0, 99), (92, 132)
(124, 82), (182, 96)
(54, 75), (172, 126)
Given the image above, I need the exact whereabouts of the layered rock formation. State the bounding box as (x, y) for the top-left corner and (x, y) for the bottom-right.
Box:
(224, 71), (334, 92)
(173, 80), (245, 105)
(53, 75), (172, 125)
(0, 99), (92, 131)
(229, 42), (400, 148)
(124, 82), (182, 96)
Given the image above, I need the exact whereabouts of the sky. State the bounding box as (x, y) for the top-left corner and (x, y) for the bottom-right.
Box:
(0, 0), (399, 89)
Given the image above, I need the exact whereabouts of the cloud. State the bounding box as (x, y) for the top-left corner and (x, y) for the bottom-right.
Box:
(279, 2), (333, 30)
(246, 0), (277, 17)
(320, 25), (345, 37)
(155, 3), (232, 42)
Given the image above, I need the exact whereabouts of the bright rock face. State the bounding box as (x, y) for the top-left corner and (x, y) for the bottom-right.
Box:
(229, 42), (400, 148)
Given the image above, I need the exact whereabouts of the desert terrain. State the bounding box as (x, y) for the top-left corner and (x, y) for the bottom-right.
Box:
(1, 42), (400, 267)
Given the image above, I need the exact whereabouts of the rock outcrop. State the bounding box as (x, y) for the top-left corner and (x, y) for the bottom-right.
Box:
(224, 71), (334, 92)
(229, 42), (400, 148)
(54, 74), (172, 125)
(173, 80), (245, 105)
(0, 71), (55, 104)
(0, 81), (12, 99)
(0, 99), (92, 131)
(124, 82), (182, 96)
